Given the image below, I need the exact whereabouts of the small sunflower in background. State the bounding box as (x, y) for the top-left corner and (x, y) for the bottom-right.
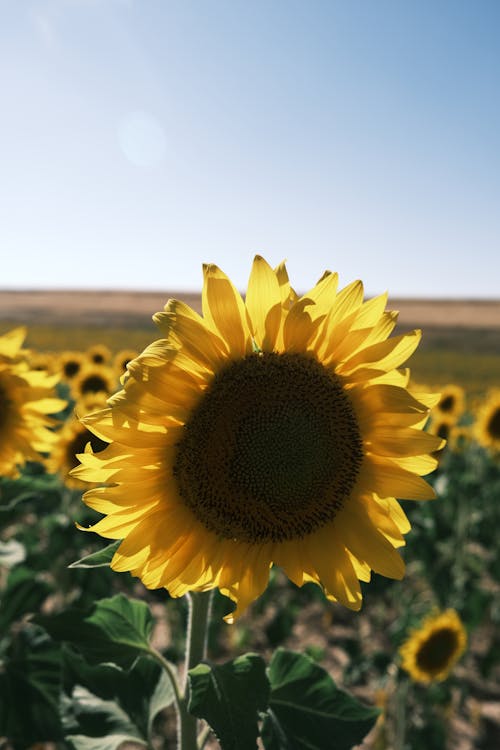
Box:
(48, 392), (108, 487)
(59, 350), (86, 382)
(433, 384), (465, 422)
(72, 364), (116, 400)
(400, 609), (467, 683)
(74, 257), (444, 621)
(113, 348), (138, 378)
(86, 343), (112, 366)
(0, 327), (66, 478)
(28, 350), (57, 374)
(474, 390), (500, 453)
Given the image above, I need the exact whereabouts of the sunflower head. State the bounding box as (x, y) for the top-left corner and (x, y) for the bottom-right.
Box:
(475, 391), (500, 453)
(399, 609), (467, 683)
(87, 344), (112, 366)
(74, 257), (443, 621)
(72, 365), (116, 400)
(433, 384), (465, 421)
(59, 350), (86, 381)
(113, 349), (139, 377)
(49, 413), (109, 488)
(0, 328), (66, 477)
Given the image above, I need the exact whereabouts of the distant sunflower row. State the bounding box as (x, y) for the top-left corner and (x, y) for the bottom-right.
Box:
(29, 343), (138, 396)
(416, 382), (500, 455)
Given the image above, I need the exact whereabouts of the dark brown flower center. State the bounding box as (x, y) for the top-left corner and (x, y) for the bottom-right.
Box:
(80, 374), (110, 394)
(439, 395), (455, 413)
(416, 627), (460, 674)
(487, 407), (500, 440)
(173, 352), (363, 543)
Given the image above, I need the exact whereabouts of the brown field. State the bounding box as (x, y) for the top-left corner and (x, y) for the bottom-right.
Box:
(1, 290), (499, 393)
(1, 289), (499, 329)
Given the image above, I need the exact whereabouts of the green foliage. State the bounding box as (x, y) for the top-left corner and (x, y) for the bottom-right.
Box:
(61, 651), (176, 750)
(188, 653), (269, 750)
(36, 594), (153, 669)
(0, 565), (53, 633)
(0, 624), (63, 744)
(69, 541), (121, 568)
(261, 649), (380, 750)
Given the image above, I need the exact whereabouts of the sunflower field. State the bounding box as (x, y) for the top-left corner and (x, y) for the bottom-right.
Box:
(1, 260), (499, 750)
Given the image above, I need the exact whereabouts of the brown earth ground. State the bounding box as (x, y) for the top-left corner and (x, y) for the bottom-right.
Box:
(1, 290), (499, 329)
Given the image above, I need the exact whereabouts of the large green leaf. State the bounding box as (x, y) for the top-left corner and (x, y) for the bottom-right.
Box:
(261, 649), (379, 750)
(61, 651), (176, 749)
(0, 624), (63, 744)
(36, 594), (153, 669)
(69, 541), (121, 569)
(63, 686), (144, 750)
(188, 653), (270, 750)
(0, 565), (52, 632)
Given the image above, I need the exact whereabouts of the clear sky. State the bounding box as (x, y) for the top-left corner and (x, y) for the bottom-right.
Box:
(1, 0), (499, 297)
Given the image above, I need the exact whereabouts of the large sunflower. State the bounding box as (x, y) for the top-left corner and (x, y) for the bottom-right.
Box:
(0, 328), (66, 478)
(399, 609), (467, 683)
(74, 258), (443, 621)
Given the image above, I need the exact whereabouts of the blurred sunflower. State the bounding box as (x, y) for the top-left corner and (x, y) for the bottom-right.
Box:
(113, 348), (138, 377)
(28, 351), (57, 373)
(434, 384), (465, 421)
(72, 365), (116, 400)
(87, 344), (112, 366)
(400, 609), (467, 683)
(475, 391), (500, 453)
(0, 327), (66, 477)
(59, 350), (86, 382)
(48, 393), (108, 488)
(74, 257), (443, 621)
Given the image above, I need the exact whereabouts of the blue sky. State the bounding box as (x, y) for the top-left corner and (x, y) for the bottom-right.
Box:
(1, 0), (499, 297)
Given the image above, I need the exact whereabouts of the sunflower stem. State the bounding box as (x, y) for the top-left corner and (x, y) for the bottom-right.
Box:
(178, 590), (213, 750)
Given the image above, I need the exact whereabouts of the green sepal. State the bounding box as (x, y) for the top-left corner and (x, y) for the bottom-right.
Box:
(69, 541), (121, 568)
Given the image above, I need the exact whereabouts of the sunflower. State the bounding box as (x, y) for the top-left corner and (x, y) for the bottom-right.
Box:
(87, 344), (112, 366)
(28, 351), (57, 374)
(474, 391), (500, 453)
(74, 257), (443, 621)
(0, 327), (66, 478)
(399, 609), (467, 683)
(48, 394), (109, 488)
(72, 364), (117, 400)
(113, 349), (138, 377)
(433, 384), (465, 421)
(59, 350), (86, 382)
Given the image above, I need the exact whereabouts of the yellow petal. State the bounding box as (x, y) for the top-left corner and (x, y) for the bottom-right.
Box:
(245, 255), (282, 351)
(202, 264), (252, 357)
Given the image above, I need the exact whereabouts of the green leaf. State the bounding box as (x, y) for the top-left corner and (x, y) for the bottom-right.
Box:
(69, 541), (121, 569)
(63, 686), (146, 750)
(0, 539), (26, 568)
(60, 651), (176, 748)
(261, 649), (380, 750)
(0, 566), (52, 632)
(0, 624), (63, 743)
(188, 653), (269, 750)
(36, 594), (153, 669)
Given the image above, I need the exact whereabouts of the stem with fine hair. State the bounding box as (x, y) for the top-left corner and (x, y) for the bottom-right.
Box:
(178, 590), (214, 750)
